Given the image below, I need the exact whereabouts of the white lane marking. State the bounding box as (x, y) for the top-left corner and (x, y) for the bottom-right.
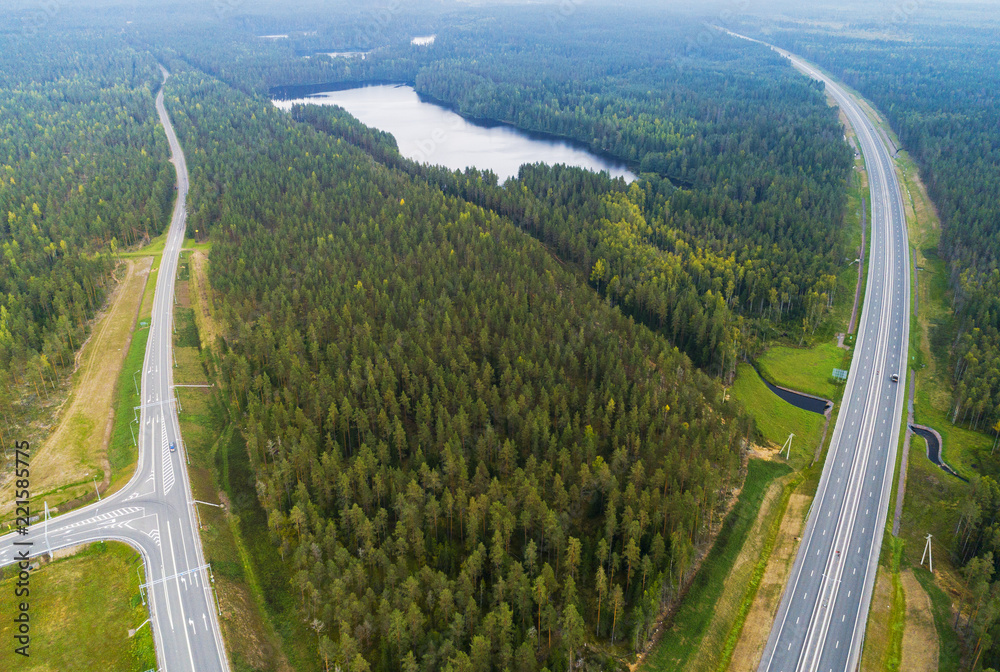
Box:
(167, 521), (198, 670)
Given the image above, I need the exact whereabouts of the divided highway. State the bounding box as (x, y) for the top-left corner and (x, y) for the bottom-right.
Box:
(726, 33), (911, 672)
(0, 68), (229, 672)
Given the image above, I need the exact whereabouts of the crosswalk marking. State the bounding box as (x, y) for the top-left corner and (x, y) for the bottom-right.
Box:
(162, 419), (175, 494)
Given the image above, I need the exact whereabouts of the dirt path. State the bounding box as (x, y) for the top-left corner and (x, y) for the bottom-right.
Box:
(188, 249), (222, 349)
(728, 492), (811, 671)
(0, 258), (152, 515)
(900, 570), (938, 672)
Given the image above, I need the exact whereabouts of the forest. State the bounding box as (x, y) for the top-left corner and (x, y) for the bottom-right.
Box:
(153, 9), (856, 667)
(0, 33), (174, 445)
(761, 22), (1000, 436)
(166, 66), (751, 670)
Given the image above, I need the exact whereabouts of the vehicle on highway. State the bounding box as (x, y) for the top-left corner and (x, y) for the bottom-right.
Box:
(169, 442), (176, 452)
(891, 373), (899, 382)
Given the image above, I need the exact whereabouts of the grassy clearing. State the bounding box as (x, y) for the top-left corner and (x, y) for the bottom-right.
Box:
(0, 542), (155, 672)
(757, 340), (849, 401)
(728, 487), (812, 671)
(730, 363), (826, 472)
(189, 249), (223, 351)
(120, 230), (167, 259)
(643, 460), (792, 671)
(711, 470), (804, 671)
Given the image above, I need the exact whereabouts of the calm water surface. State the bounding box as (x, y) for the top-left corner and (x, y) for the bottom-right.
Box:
(273, 84), (636, 183)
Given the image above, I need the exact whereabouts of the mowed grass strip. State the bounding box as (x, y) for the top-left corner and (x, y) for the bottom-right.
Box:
(757, 340), (849, 402)
(730, 363), (826, 472)
(644, 460), (792, 671)
(912, 566), (961, 672)
(0, 542), (155, 672)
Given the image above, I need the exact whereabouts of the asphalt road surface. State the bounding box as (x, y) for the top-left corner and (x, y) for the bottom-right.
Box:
(726, 33), (911, 672)
(0, 68), (229, 672)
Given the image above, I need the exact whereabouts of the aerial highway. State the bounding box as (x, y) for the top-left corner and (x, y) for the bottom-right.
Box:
(724, 32), (911, 672)
(0, 68), (229, 672)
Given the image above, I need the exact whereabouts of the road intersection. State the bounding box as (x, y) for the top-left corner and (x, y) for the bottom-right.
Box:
(0, 68), (230, 672)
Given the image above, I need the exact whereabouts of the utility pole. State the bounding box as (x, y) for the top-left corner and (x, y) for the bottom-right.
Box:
(137, 566), (146, 605)
(44, 501), (51, 556)
(920, 533), (933, 573)
(782, 433), (795, 460)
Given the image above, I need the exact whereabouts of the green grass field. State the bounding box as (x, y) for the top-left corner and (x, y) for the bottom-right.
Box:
(757, 340), (850, 402)
(0, 542), (155, 672)
(731, 363), (827, 471)
(107, 321), (148, 478)
(644, 459), (792, 671)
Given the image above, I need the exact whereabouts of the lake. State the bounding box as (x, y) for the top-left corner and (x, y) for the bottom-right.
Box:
(272, 84), (636, 183)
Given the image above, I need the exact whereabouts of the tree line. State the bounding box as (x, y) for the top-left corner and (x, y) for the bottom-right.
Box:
(0, 32), (173, 446)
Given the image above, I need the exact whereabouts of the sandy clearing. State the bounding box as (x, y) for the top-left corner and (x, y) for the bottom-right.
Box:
(728, 492), (811, 672)
(0, 257), (152, 516)
(900, 569), (938, 672)
(189, 249), (223, 351)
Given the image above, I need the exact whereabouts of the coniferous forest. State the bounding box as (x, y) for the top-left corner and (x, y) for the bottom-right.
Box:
(0, 34), (174, 437)
(154, 8), (854, 667)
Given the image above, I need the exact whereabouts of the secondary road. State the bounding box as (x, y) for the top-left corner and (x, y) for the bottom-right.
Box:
(0, 68), (229, 672)
(724, 32), (911, 672)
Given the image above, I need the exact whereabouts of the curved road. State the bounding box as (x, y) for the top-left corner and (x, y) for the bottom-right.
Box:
(0, 68), (229, 672)
(725, 33), (911, 672)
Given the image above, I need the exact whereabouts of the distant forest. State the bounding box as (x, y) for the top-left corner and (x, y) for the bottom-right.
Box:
(761, 20), (1000, 435)
(155, 7), (854, 378)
